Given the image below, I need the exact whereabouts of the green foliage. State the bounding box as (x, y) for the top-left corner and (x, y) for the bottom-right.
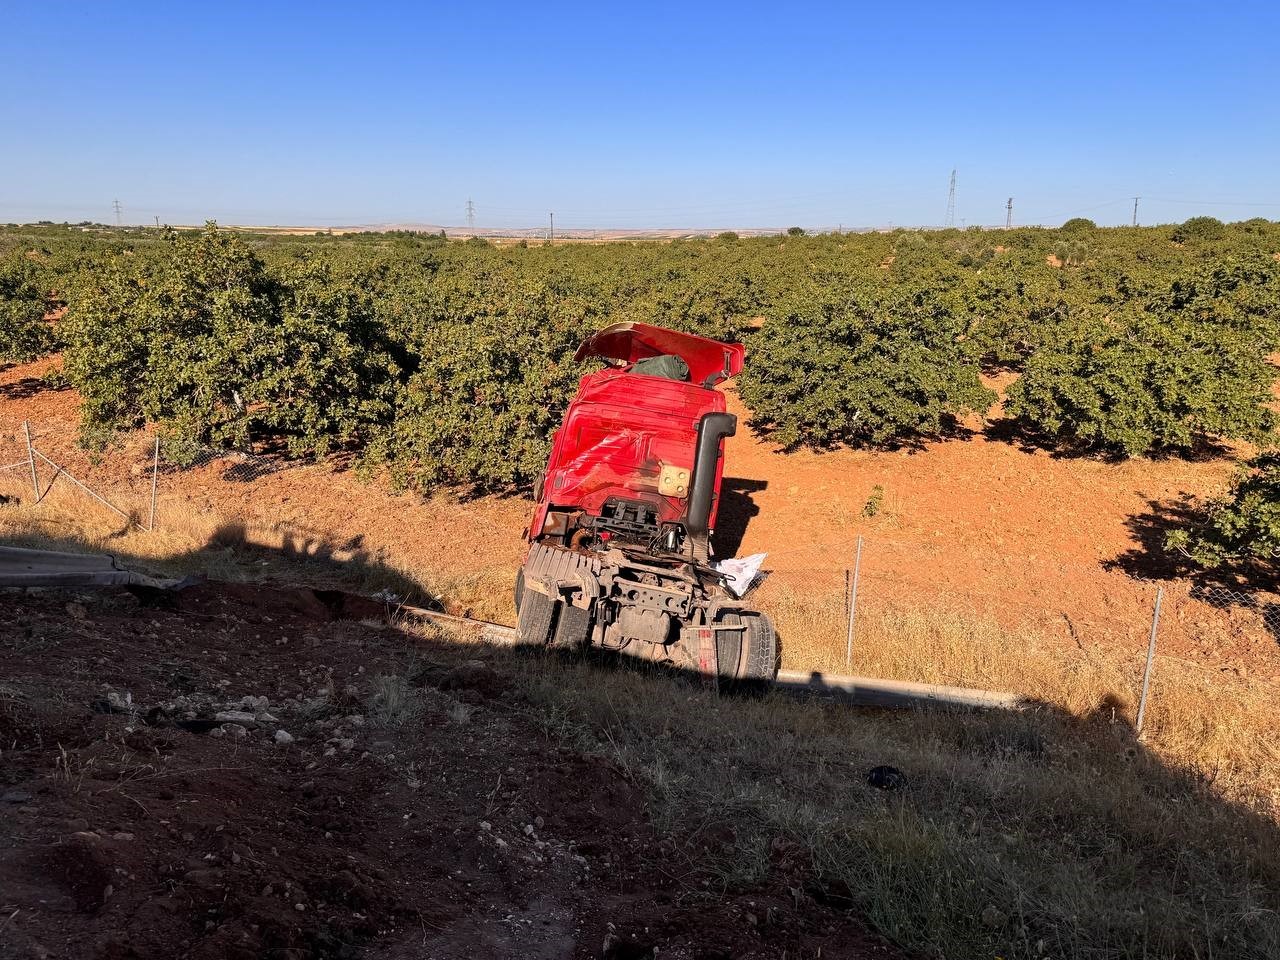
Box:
(0, 254), (54, 363)
(1167, 454), (1280, 570)
(367, 285), (588, 491)
(1052, 239), (1090, 267)
(7, 216), (1280, 492)
(1061, 217), (1097, 233)
(1237, 217), (1276, 235)
(862, 484), (885, 517)
(786, 226), (806, 237)
(62, 225), (403, 456)
(62, 225), (282, 449)
(1156, 255), (1280, 350)
(1006, 306), (1276, 457)
(1173, 216), (1226, 243)
(739, 286), (993, 449)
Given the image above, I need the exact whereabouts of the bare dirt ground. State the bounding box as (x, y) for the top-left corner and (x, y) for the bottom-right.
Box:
(0, 580), (897, 960)
(2, 357), (1276, 685)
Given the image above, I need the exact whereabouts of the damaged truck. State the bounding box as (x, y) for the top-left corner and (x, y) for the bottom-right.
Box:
(515, 322), (778, 683)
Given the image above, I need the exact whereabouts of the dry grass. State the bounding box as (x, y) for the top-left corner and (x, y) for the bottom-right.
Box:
(1, 471), (523, 621)
(504, 646), (1280, 959)
(763, 577), (1280, 809)
(0, 473), (440, 602)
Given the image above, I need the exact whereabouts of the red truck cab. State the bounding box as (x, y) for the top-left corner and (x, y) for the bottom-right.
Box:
(528, 322), (744, 562)
(516, 322), (777, 683)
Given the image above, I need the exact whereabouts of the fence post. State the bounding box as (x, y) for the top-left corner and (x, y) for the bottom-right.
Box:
(23, 420), (39, 501)
(845, 535), (864, 672)
(148, 436), (160, 531)
(1135, 586), (1164, 738)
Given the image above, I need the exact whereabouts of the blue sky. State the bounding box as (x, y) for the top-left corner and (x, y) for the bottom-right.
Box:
(4, 1), (1278, 229)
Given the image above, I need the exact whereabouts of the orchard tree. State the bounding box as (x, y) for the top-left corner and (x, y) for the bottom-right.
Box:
(1006, 307), (1276, 457)
(1173, 216), (1226, 243)
(1167, 454), (1280, 571)
(368, 278), (588, 492)
(0, 254), (54, 363)
(61, 223), (282, 451)
(1061, 218), (1097, 234)
(739, 284), (993, 449)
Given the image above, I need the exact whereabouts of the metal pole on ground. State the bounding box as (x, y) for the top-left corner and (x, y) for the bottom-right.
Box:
(23, 421), (38, 501)
(148, 436), (160, 531)
(845, 535), (863, 672)
(1135, 586), (1164, 738)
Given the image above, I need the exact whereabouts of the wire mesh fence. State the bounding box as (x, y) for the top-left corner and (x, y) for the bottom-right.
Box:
(0, 420), (287, 531)
(160, 443), (286, 484)
(753, 541), (1279, 730)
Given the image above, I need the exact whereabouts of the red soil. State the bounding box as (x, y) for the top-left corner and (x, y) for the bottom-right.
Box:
(0, 580), (896, 959)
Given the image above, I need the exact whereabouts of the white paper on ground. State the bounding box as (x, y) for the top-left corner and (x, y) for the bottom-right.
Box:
(714, 553), (767, 598)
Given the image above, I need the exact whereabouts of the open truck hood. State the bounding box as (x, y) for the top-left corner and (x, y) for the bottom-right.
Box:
(574, 322), (745, 388)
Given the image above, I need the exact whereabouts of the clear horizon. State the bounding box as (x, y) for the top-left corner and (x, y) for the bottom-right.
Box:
(5, 1), (1279, 230)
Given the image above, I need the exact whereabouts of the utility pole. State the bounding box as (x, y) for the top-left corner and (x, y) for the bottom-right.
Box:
(1132, 196), (1140, 227)
(549, 212), (554, 243)
(1005, 197), (1013, 229)
(945, 169), (956, 227)
(465, 198), (475, 229)
(113, 199), (122, 226)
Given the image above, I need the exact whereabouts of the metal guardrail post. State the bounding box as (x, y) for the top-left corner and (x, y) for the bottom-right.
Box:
(1136, 585), (1164, 737)
(23, 420), (39, 500)
(845, 535), (863, 672)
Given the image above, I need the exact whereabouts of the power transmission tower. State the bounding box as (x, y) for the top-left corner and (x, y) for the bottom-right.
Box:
(1005, 197), (1013, 229)
(465, 198), (475, 229)
(944, 170), (956, 227)
(549, 212), (554, 243)
(112, 199), (122, 226)
(154, 216), (160, 228)
(1132, 196), (1140, 227)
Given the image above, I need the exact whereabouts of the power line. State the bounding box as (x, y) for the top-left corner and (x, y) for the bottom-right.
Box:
(465, 198), (475, 229)
(944, 169), (956, 227)
(1144, 195), (1280, 208)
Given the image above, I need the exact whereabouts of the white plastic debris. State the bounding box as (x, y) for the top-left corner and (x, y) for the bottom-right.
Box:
(714, 553), (767, 598)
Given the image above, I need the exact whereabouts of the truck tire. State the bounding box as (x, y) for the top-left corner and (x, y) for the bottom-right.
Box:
(551, 601), (592, 649)
(714, 610), (779, 685)
(515, 581), (557, 647)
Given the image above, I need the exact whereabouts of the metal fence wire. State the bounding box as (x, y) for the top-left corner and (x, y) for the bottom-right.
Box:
(0, 421), (286, 530)
(161, 443), (285, 483)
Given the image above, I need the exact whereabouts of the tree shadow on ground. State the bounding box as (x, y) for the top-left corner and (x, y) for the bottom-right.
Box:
(0, 374), (70, 401)
(715, 476), (767, 558)
(1108, 497), (1280, 645)
(0, 519), (443, 612)
(983, 417), (1234, 463)
(743, 414), (977, 457)
(1105, 496), (1203, 581)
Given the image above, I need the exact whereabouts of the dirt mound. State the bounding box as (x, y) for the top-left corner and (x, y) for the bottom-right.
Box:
(0, 582), (896, 959)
